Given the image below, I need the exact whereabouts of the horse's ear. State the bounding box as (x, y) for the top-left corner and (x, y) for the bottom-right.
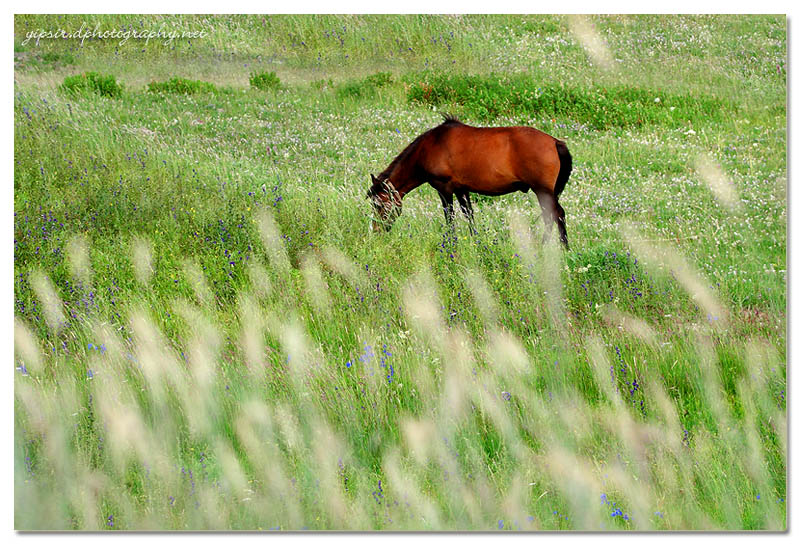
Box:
(371, 174), (378, 183)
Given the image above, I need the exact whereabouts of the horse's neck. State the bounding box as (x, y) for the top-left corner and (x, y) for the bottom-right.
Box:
(390, 169), (423, 199)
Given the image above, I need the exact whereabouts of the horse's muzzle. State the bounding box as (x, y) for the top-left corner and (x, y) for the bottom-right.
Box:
(371, 219), (391, 232)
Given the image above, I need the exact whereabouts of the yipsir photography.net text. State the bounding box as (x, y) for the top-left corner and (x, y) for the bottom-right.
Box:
(21, 21), (208, 47)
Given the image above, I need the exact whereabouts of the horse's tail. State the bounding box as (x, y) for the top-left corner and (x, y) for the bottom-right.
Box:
(554, 139), (572, 198)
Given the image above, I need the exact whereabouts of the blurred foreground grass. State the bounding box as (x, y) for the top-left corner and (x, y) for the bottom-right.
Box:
(14, 14), (786, 530)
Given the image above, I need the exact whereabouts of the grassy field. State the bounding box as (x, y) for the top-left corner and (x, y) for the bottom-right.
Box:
(13, 14), (786, 531)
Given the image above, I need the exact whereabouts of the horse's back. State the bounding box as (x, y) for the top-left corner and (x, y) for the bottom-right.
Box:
(421, 124), (562, 194)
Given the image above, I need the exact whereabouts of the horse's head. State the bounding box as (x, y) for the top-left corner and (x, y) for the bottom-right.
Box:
(368, 174), (402, 232)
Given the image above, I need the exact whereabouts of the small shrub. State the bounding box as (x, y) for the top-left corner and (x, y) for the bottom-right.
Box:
(60, 72), (123, 98)
(147, 77), (217, 95)
(311, 78), (334, 91)
(362, 71), (393, 88)
(336, 71), (394, 100)
(405, 72), (734, 128)
(249, 71), (281, 91)
(41, 52), (76, 65)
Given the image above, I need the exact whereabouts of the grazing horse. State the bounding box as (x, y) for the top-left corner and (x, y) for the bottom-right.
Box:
(368, 115), (572, 249)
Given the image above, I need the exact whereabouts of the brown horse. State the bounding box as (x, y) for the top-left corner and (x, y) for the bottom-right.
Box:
(368, 115), (572, 249)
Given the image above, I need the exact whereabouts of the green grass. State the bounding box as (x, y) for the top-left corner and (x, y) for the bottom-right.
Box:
(405, 73), (739, 128)
(249, 70), (281, 91)
(147, 77), (218, 95)
(59, 71), (123, 98)
(14, 14), (786, 531)
(336, 71), (394, 100)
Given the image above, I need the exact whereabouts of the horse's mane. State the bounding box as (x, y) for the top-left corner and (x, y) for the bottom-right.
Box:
(377, 114), (463, 181)
(440, 113), (462, 125)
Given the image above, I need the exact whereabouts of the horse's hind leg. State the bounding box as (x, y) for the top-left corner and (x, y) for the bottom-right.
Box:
(555, 200), (569, 250)
(535, 191), (557, 246)
(456, 192), (476, 234)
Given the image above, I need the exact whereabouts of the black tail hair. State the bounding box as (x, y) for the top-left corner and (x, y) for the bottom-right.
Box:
(554, 139), (572, 198)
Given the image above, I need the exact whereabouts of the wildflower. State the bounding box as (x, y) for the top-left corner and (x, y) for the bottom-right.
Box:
(359, 344), (374, 362)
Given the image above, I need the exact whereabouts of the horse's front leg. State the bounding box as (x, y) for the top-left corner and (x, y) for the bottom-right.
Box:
(456, 192), (476, 234)
(438, 191), (454, 226)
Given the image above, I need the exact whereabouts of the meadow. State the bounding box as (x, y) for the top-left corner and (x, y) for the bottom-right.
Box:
(13, 14), (786, 530)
